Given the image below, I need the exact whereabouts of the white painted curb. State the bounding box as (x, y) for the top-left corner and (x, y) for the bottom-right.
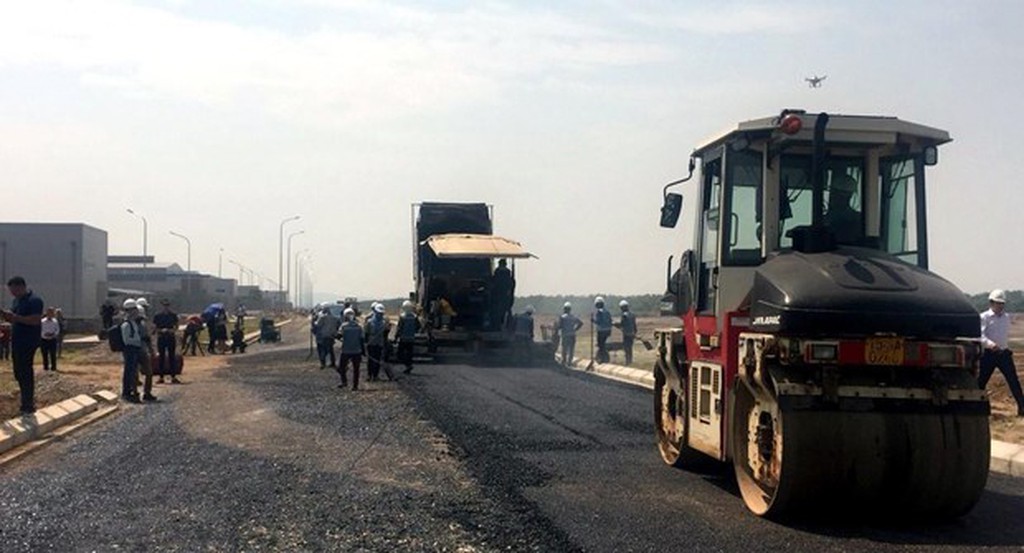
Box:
(0, 390), (118, 456)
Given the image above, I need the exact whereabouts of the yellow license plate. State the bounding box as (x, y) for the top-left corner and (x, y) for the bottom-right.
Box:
(865, 337), (904, 365)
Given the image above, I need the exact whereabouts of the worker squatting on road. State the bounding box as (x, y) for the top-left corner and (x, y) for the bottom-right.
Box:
(591, 297), (613, 364)
(558, 302), (583, 367)
(979, 289), (1024, 417)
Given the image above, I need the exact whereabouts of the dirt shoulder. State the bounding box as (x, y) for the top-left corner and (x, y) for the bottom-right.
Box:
(0, 338), (232, 420)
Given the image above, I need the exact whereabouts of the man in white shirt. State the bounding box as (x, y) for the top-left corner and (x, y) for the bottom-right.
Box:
(40, 307), (60, 371)
(979, 289), (1024, 417)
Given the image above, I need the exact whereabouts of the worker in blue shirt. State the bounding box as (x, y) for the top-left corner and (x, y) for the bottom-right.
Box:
(616, 300), (638, 366)
(591, 297), (613, 364)
(2, 276), (44, 414)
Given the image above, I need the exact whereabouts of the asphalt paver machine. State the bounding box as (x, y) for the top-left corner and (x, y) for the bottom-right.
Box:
(655, 110), (989, 518)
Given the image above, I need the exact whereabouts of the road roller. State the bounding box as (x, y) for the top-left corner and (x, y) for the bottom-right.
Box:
(655, 110), (989, 519)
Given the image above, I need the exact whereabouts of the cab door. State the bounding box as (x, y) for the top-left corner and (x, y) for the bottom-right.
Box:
(695, 152), (723, 317)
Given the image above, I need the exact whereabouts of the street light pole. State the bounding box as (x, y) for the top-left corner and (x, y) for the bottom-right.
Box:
(286, 230), (304, 306)
(218, 248), (223, 278)
(296, 249), (310, 308)
(228, 259), (246, 284)
(279, 215), (300, 307)
(169, 231), (192, 272)
(126, 208), (148, 271)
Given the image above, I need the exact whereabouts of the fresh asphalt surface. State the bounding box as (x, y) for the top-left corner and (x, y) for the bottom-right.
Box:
(2, 331), (1024, 552)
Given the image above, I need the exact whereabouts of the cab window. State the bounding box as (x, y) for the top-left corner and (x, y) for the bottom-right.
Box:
(779, 155), (865, 247)
(880, 157), (920, 265)
(698, 157), (722, 312)
(723, 149), (763, 265)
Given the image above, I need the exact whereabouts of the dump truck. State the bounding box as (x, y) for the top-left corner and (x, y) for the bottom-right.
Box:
(412, 202), (534, 354)
(654, 110), (989, 519)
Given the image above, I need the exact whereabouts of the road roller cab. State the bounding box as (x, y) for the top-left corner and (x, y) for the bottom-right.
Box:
(655, 110), (990, 519)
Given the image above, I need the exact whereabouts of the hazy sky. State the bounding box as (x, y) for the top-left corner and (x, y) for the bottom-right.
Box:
(2, 0), (1022, 300)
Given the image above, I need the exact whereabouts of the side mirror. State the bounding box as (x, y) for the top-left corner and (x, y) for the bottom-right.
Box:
(660, 193), (683, 228)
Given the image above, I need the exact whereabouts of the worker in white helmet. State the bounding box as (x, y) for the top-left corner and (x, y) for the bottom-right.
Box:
(591, 297), (613, 364)
(119, 299), (145, 403)
(616, 300), (638, 366)
(558, 302), (583, 366)
(979, 289), (1024, 416)
(395, 300), (420, 374)
(364, 302), (393, 381)
(132, 298), (156, 401)
(337, 308), (365, 390)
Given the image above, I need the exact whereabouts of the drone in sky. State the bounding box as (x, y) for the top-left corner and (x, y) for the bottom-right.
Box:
(805, 75), (827, 88)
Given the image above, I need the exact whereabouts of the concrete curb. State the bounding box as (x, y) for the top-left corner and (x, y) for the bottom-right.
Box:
(991, 440), (1024, 477)
(0, 390), (119, 457)
(560, 355), (1024, 478)
(558, 355), (655, 390)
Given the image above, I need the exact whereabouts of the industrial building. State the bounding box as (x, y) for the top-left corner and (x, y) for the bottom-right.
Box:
(107, 263), (238, 312)
(0, 223), (108, 320)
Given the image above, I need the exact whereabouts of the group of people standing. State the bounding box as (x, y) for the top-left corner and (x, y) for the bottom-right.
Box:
(117, 297), (184, 404)
(311, 300), (421, 391)
(556, 297), (637, 367)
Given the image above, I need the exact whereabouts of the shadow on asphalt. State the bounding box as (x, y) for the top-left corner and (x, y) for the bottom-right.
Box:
(746, 486), (1024, 547)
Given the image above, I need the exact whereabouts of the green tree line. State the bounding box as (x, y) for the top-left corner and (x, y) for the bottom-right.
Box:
(512, 294), (664, 316)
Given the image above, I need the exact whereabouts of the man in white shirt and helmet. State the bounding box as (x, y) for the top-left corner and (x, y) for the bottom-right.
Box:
(979, 289), (1024, 417)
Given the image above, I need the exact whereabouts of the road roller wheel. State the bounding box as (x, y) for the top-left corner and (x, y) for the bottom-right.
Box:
(730, 378), (790, 517)
(730, 375), (991, 519)
(654, 361), (705, 467)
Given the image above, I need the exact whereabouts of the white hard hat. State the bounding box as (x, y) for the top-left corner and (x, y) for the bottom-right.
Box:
(563, 302), (572, 311)
(122, 298), (138, 310)
(594, 296), (605, 306)
(373, 303), (385, 314)
(343, 307), (355, 317)
(136, 298), (149, 308)
(402, 300), (414, 311)
(525, 305), (534, 314)
(619, 300), (629, 308)
(989, 289), (1007, 303)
